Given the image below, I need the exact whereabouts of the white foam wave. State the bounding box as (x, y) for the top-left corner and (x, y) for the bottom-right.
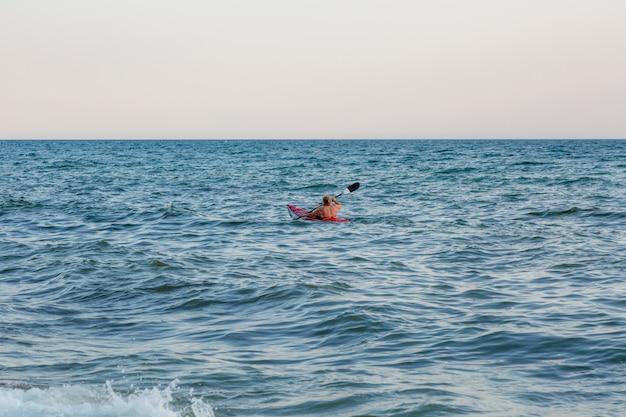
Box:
(0, 380), (215, 417)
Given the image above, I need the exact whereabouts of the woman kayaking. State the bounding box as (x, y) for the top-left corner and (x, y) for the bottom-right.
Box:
(306, 195), (342, 220)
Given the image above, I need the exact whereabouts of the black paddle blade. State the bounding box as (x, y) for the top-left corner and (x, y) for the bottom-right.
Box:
(347, 182), (360, 193)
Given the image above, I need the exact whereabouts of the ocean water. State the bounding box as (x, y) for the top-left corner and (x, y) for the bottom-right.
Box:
(1, 139), (625, 417)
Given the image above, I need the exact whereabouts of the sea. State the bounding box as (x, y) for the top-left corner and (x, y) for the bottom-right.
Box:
(1, 139), (625, 417)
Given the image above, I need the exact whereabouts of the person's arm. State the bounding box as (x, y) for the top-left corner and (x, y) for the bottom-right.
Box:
(306, 206), (321, 218)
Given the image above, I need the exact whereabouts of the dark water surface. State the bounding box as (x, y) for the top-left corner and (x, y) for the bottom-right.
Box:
(1, 140), (625, 416)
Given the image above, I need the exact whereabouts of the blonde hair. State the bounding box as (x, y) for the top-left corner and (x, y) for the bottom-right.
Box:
(322, 195), (332, 205)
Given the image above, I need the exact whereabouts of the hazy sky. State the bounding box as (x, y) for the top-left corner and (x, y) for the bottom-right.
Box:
(2, 0), (625, 139)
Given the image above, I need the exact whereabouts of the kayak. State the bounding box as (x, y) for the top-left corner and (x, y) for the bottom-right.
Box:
(287, 204), (349, 223)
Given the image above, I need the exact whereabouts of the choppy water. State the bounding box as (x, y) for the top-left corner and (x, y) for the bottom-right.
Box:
(1, 139), (625, 417)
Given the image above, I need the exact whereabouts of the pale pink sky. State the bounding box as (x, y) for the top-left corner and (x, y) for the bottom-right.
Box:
(2, 0), (625, 139)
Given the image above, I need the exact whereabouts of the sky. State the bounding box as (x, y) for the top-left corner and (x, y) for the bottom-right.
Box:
(1, 0), (625, 139)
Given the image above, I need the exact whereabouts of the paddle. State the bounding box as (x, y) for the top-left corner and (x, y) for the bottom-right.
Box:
(295, 182), (360, 220)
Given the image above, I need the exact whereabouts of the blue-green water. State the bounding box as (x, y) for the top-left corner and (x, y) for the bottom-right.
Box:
(1, 140), (625, 417)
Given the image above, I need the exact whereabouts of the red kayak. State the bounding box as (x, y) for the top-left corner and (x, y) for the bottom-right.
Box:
(287, 204), (349, 223)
